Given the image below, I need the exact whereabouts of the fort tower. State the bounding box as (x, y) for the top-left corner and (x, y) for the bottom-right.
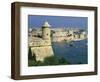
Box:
(42, 21), (51, 40)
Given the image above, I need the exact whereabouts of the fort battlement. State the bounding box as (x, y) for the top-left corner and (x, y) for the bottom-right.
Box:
(28, 21), (54, 62)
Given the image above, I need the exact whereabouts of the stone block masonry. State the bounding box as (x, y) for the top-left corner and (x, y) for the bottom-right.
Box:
(31, 46), (54, 62)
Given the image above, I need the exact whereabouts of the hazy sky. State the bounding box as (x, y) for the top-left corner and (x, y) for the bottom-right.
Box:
(28, 15), (88, 29)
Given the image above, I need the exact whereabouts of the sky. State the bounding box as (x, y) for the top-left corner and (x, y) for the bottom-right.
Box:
(28, 15), (88, 29)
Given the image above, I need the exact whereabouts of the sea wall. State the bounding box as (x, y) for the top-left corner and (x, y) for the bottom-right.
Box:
(31, 46), (54, 61)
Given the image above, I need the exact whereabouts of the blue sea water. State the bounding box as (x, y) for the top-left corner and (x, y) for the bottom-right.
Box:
(52, 39), (88, 64)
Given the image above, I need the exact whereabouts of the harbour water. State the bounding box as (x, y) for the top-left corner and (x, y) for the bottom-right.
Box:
(52, 39), (88, 64)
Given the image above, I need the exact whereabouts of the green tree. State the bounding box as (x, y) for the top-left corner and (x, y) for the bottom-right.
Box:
(28, 47), (37, 66)
(59, 57), (70, 64)
(28, 47), (33, 59)
(43, 56), (59, 65)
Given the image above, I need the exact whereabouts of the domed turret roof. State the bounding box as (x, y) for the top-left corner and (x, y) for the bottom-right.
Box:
(42, 21), (51, 27)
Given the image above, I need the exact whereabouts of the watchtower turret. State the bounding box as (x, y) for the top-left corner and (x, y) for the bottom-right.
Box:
(42, 21), (51, 40)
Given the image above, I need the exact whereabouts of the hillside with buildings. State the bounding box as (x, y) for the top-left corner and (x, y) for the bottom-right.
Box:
(29, 22), (87, 43)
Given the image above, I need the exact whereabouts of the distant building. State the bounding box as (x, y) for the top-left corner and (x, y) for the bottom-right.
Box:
(51, 28), (87, 42)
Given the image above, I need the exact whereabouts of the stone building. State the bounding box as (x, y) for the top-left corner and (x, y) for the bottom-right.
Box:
(28, 21), (54, 62)
(51, 28), (87, 42)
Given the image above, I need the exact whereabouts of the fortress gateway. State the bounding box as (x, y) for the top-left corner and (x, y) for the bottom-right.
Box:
(28, 21), (54, 62)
